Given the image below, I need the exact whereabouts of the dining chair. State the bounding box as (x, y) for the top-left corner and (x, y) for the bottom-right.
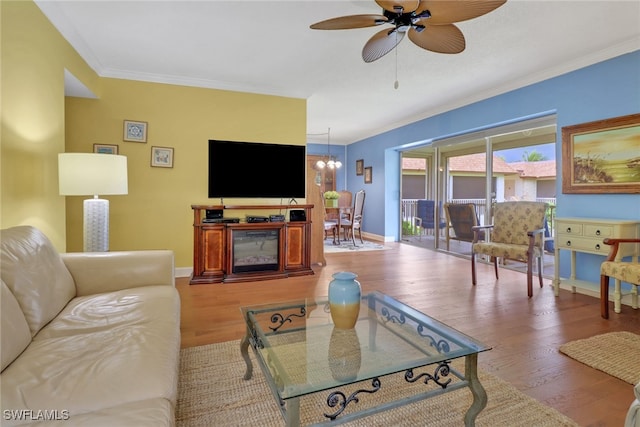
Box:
(471, 201), (548, 297)
(600, 238), (640, 319)
(321, 192), (338, 244)
(340, 190), (365, 246)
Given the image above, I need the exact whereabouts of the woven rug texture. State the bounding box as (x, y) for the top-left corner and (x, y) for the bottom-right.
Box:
(176, 340), (577, 427)
(559, 331), (640, 385)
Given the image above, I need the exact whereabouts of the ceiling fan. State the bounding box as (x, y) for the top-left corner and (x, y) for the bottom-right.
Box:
(310, 0), (506, 63)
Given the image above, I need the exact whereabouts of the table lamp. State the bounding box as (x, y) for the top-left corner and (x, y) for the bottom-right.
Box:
(58, 153), (128, 252)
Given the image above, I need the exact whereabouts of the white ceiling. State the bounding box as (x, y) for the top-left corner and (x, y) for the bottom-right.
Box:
(36, 1), (640, 145)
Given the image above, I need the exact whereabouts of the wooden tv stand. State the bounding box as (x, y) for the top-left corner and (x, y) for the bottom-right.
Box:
(190, 204), (314, 284)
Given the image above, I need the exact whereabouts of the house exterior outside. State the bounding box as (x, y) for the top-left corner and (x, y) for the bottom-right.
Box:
(402, 153), (557, 202)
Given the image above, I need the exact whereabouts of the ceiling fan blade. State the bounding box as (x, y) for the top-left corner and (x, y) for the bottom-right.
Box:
(375, 0), (420, 14)
(408, 23), (465, 54)
(310, 14), (388, 30)
(362, 28), (405, 63)
(416, 0), (506, 24)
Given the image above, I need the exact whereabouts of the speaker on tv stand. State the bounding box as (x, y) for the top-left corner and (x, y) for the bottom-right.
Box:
(205, 209), (223, 220)
(289, 209), (306, 222)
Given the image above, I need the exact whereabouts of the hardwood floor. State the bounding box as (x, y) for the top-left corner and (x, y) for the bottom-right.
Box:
(177, 242), (639, 427)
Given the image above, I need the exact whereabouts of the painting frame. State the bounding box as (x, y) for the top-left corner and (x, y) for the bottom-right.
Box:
(151, 146), (174, 168)
(123, 120), (148, 143)
(562, 113), (640, 194)
(364, 166), (372, 184)
(93, 143), (118, 154)
(356, 159), (364, 176)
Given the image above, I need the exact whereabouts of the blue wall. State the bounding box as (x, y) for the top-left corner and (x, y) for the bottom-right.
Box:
(344, 50), (640, 281)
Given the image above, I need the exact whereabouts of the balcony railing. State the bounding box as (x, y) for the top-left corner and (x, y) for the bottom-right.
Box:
(401, 198), (556, 236)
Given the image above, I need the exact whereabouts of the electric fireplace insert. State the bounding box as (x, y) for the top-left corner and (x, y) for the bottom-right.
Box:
(232, 229), (279, 274)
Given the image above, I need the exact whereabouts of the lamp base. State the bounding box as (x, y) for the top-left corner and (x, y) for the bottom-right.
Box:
(84, 198), (109, 252)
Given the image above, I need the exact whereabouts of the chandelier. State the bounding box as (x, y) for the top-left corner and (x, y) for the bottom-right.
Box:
(315, 127), (342, 170)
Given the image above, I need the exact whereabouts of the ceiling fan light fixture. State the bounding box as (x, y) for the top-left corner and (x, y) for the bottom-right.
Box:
(310, 0), (505, 62)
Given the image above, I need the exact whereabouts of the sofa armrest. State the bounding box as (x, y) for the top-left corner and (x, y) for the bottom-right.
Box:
(61, 250), (175, 297)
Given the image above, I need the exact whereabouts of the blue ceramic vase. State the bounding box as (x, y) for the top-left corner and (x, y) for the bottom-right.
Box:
(328, 271), (361, 329)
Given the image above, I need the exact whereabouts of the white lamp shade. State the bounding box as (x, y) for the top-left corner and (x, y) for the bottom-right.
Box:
(58, 153), (128, 196)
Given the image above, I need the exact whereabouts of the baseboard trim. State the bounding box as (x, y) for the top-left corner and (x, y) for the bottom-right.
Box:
(175, 267), (192, 278)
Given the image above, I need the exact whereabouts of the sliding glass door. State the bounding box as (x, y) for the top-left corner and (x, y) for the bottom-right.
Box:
(400, 116), (557, 263)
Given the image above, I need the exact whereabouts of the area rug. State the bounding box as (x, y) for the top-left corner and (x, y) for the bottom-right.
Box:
(324, 239), (388, 253)
(176, 340), (577, 427)
(559, 331), (640, 385)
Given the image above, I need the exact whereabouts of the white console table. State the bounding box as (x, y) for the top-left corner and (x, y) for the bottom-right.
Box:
(554, 217), (640, 313)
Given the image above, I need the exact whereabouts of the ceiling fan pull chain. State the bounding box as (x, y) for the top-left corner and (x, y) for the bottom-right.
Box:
(394, 32), (399, 89)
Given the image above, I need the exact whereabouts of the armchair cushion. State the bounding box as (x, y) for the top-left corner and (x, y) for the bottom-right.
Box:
(601, 261), (640, 284)
(473, 241), (542, 262)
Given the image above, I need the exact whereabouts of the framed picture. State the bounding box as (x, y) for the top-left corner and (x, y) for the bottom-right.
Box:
(356, 159), (364, 176)
(123, 120), (148, 142)
(364, 166), (372, 184)
(93, 144), (118, 154)
(151, 146), (174, 168)
(562, 113), (640, 194)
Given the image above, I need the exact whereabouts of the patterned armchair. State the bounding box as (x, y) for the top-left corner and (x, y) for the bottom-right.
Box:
(600, 238), (640, 319)
(471, 201), (548, 297)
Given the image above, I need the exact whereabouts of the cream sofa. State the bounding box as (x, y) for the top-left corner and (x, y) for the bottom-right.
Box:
(1, 226), (180, 426)
(628, 382), (640, 427)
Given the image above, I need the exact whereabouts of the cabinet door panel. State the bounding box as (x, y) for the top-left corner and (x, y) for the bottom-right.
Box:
(203, 227), (225, 272)
(285, 225), (304, 269)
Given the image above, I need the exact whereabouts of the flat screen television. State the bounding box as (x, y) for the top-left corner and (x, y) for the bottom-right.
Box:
(208, 139), (306, 199)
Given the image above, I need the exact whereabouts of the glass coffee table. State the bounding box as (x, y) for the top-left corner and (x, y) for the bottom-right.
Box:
(240, 291), (491, 426)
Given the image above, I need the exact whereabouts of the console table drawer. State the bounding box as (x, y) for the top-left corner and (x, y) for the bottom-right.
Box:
(556, 236), (608, 254)
(557, 222), (583, 235)
(583, 224), (614, 238)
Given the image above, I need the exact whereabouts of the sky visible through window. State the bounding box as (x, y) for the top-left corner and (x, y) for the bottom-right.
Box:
(497, 143), (555, 162)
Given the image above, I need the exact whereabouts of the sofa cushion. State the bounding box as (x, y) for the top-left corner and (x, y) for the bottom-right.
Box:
(0, 226), (76, 336)
(1, 280), (32, 372)
(0, 285), (180, 424)
(29, 398), (176, 427)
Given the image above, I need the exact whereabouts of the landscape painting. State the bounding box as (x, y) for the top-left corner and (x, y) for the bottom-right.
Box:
(562, 113), (640, 194)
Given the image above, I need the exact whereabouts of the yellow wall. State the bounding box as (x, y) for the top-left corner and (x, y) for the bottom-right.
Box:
(1, 0), (99, 250)
(65, 79), (306, 268)
(2, 1), (307, 269)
